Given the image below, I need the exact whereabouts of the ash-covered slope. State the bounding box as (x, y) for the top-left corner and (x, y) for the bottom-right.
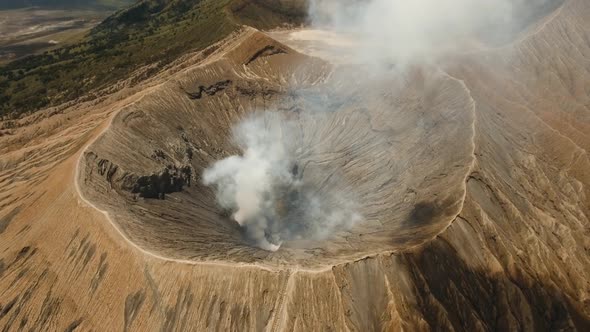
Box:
(0, 0), (589, 331)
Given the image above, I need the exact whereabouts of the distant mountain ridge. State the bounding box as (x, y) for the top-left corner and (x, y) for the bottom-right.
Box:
(0, 0), (134, 10)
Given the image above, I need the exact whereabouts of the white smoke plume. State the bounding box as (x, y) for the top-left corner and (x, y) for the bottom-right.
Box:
(203, 0), (560, 251)
(203, 114), (361, 251)
(308, 0), (560, 64)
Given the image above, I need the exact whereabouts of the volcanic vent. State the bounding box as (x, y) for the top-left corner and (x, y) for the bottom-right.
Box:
(78, 29), (475, 268)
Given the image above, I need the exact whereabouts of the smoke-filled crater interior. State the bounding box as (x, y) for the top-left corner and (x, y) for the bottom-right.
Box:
(78, 35), (475, 268)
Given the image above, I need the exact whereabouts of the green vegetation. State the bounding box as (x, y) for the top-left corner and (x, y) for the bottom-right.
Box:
(229, 0), (307, 29)
(0, 0), (307, 119)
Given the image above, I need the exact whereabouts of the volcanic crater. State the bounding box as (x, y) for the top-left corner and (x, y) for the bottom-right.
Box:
(78, 29), (475, 268)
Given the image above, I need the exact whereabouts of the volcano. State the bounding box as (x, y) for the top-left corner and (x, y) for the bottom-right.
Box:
(0, 0), (589, 331)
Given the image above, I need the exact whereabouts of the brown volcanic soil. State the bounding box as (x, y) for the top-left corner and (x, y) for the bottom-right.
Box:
(0, 0), (590, 331)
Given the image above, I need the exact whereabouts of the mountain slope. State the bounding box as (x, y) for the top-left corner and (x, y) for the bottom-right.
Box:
(0, 0), (587, 331)
(0, 0), (306, 118)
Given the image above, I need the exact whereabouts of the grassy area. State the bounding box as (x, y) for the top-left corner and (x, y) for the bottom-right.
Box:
(229, 0), (307, 29)
(0, 0), (307, 119)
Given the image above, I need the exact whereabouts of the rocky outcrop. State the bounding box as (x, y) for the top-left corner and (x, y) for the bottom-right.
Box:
(245, 45), (287, 65)
(85, 151), (192, 200)
(185, 80), (232, 100)
(96, 158), (119, 184)
(130, 165), (192, 199)
(85, 152), (125, 188)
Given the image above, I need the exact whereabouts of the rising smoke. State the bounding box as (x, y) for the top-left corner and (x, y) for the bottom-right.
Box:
(203, 0), (559, 251)
(203, 114), (361, 251)
(308, 0), (559, 64)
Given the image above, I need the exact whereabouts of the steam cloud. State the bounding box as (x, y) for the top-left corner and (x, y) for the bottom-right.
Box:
(308, 0), (559, 64)
(203, 114), (361, 251)
(203, 0), (559, 251)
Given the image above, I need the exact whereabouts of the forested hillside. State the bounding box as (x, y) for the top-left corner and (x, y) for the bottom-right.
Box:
(0, 0), (307, 118)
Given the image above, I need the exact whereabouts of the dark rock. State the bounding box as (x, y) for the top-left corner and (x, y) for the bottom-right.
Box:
(185, 147), (193, 161)
(97, 159), (118, 184)
(186, 80), (232, 100)
(130, 165), (193, 199)
(151, 149), (167, 160)
(181, 132), (189, 143)
(245, 45), (287, 65)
